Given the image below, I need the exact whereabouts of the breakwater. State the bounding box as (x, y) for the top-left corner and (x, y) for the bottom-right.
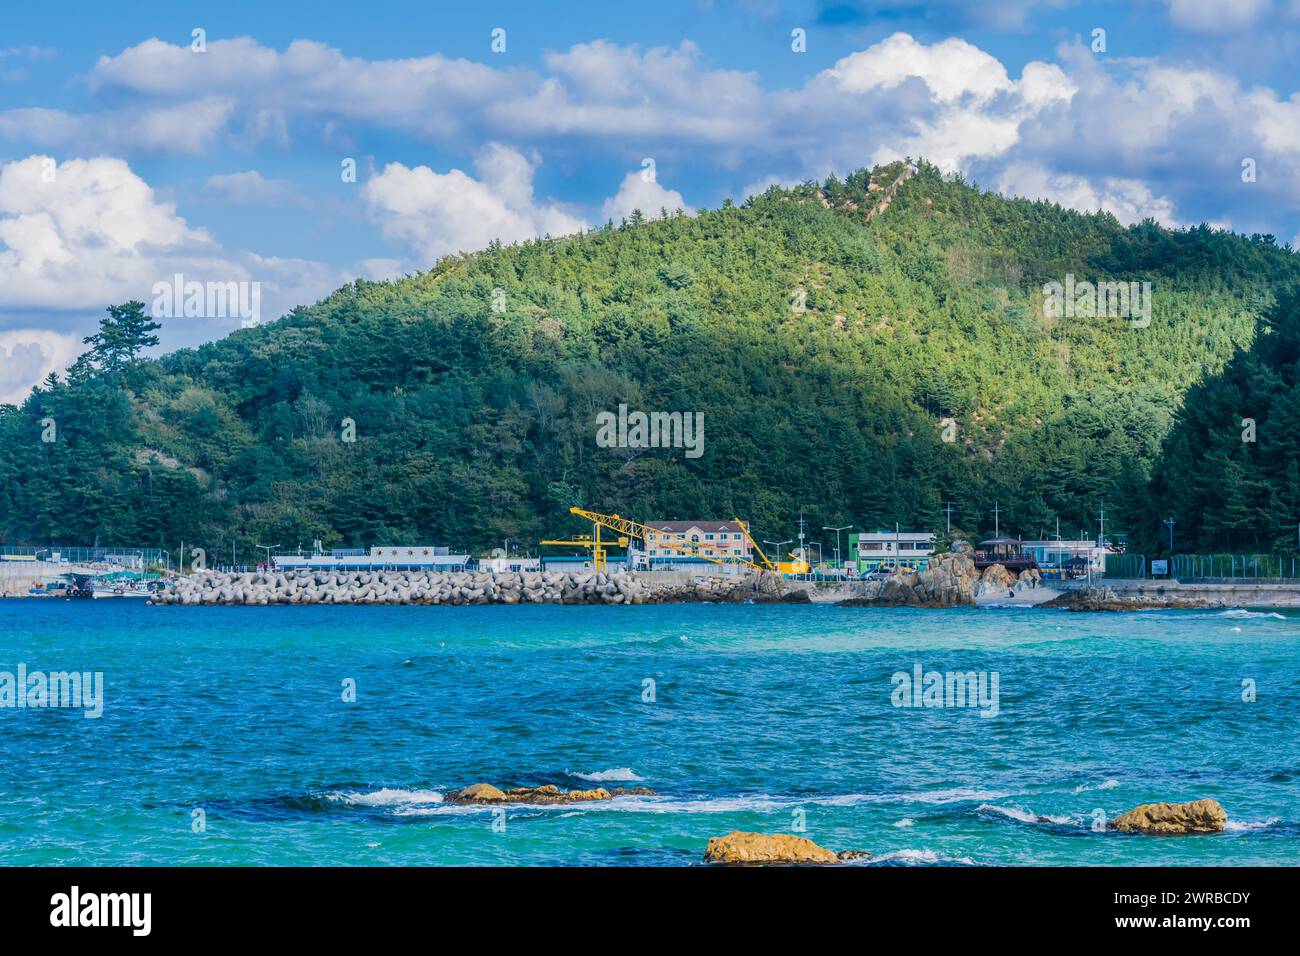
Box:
(151, 568), (782, 606)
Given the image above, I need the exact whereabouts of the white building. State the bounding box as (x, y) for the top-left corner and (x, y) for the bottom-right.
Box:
(478, 556), (542, 574)
(273, 546), (470, 571)
(849, 531), (935, 571)
(1020, 540), (1107, 575)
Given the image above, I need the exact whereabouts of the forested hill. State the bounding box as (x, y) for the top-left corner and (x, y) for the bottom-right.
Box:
(3, 160), (1298, 559)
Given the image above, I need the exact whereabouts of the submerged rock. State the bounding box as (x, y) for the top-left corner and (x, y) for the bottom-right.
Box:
(1108, 799), (1227, 834)
(703, 830), (868, 865)
(444, 783), (655, 805)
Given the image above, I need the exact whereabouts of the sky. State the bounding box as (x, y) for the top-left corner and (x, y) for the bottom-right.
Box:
(2, 0), (1299, 403)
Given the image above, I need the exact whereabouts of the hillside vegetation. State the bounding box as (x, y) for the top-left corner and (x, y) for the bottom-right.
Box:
(3, 160), (1297, 558)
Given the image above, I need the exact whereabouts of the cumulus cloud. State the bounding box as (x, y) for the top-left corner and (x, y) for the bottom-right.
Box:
(361, 145), (587, 268)
(0, 155), (348, 402)
(600, 169), (690, 222)
(996, 162), (1181, 226)
(0, 329), (82, 405)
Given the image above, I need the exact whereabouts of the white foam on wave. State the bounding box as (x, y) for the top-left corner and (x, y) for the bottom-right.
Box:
(870, 848), (975, 866)
(566, 767), (644, 783)
(1073, 779), (1120, 794)
(1225, 817), (1280, 832)
(328, 788), (444, 807)
(388, 787), (1015, 818)
(978, 803), (1076, 826)
(1218, 609), (1287, 620)
(892, 818), (915, 828)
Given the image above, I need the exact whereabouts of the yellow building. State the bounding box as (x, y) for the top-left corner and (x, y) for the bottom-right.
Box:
(644, 520), (752, 571)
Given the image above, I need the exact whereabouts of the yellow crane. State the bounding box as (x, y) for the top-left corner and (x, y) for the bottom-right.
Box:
(567, 508), (772, 575)
(539, 521), (628, 573)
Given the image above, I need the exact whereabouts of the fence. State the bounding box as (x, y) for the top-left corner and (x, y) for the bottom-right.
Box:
(1103, 553), (1300, 580)
(0, 546), (169, 569)
(1172, 554), (1300, 581)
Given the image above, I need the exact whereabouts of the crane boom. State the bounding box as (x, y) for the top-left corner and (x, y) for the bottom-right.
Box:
(568, 508), (768, 574)
(733, 517), (776, 572)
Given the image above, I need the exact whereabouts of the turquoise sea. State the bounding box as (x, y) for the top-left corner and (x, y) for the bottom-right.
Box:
(0, 599), (1296, 866)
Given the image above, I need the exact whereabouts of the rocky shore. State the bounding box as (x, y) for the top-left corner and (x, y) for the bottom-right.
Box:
(151, 568), (782, 606)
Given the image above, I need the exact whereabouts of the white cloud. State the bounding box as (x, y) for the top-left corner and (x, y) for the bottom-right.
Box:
(203, 170), (299, 204)
(1165, 0), (1273, 32)
(0, 98), (237, 156)
(0, 329), (81, 405)
(361, 145), (586, 268)
(0, 155), (348, 402)
(825, 34), (1014, 104)
(995, 162), (1181, 226)
(600, 169), (690, 222)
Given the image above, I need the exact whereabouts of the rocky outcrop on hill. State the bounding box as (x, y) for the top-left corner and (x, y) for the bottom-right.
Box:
(836, 552), (978, 607)
(152, 569), (775, 607)
(444, 783), (656, 805)
(703, 830), (870, 864)
(1108, 799), (1227, 834)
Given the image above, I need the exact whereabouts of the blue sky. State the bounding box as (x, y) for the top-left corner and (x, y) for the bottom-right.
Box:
(2, 0), (1299, 402)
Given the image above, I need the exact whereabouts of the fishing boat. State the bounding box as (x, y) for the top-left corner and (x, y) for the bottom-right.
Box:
(89, 572), (162, 598)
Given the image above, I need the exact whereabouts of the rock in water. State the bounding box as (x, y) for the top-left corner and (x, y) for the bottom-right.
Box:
(444, 783), (655, 805)
(451, 783), (507, 803)
(703, 830), (840, 864)
(1108, 799), (1227, 834)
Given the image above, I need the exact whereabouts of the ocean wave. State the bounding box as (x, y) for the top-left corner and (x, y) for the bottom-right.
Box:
(566, 768), (644, 783)
(1225, 817), (1281, 831)
(869, 848), (976, 866)
(1217, 609), (1287, 620)
(977, 803), (1078, 826)
(1072, 779), (1120, 794)
(327, 788), (445, 807)
(892, 818), (915, 828)
(390, 787), (1016, 818)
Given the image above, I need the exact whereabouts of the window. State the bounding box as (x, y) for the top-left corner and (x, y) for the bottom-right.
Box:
(706, 534), (714, 540)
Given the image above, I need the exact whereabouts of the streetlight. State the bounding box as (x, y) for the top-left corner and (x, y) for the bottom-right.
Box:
(824, 524), (852, 571)
(1163, 517), (1175, 553)
(255, 543), (280, 569)
(764, 539), (792, 572)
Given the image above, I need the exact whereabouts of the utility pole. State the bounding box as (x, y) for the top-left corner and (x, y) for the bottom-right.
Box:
(824, 524), (852, 570)
(942, 502), (956, 535)
(1097, 503), (1107, 549)
(991, 501), (1002, 538)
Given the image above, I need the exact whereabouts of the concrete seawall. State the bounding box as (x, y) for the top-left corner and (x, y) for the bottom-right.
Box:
(1098, 578), (1300, 608)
